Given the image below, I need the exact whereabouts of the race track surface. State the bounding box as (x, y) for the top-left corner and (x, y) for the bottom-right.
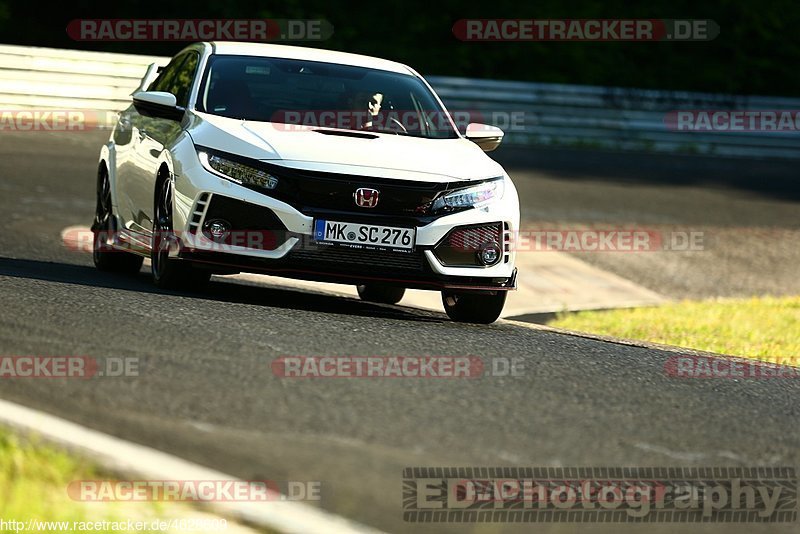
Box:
(0, 131), (797, 533)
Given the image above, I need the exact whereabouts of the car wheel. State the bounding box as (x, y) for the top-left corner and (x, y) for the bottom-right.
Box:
(441, 290), (507, 324)
(151, 173), (211, 290)
(92, 166), (144, 274)
(357, 284), (406, 304)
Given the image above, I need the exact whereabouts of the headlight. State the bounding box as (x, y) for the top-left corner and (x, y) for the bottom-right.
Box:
(198, 150), (278, 190)
(432, 177), (504, 211)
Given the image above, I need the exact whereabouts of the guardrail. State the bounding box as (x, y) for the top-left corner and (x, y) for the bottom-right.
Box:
(0, 44), (162, 112)
(2, 44), (799, 159)
(428, 76), (800, 159)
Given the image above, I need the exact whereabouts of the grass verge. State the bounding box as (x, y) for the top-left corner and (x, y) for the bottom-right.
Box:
(0, 428), (120, 525)
(0, 428), (240, 533)
(550, 296), (800, 363)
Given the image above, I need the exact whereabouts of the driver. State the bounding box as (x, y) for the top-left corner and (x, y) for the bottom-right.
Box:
(365, 92), (384, 128)
(343, 91), (406, 132)
(362, 92), (407, 132)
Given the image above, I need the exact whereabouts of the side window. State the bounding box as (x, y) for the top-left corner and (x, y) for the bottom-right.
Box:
(167, 52), (200, 107)
(150, 54), (187, 94)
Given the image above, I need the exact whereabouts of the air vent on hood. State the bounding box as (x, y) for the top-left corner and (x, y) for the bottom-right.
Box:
(312, 129), (378, 139)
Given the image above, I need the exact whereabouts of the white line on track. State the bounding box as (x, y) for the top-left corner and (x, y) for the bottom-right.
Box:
(0, 397), (384, 534)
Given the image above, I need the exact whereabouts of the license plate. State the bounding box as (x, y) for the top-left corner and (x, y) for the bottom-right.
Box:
(314, 220), (415, 251)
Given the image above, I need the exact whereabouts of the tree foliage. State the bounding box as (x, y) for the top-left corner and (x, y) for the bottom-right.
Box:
(0, 0), (797, 95)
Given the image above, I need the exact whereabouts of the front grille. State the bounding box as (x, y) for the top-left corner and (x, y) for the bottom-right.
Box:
(433, 223), (502, 266)
(196, 148), (483, 217)
(289, 243), (426, 272)
(447, 225), (502, 251)
(272, 169), (448, 216)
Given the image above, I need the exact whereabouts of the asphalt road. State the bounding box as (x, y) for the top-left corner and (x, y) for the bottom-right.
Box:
(499, 146), (800, 299)
(0, 130), (798, 533)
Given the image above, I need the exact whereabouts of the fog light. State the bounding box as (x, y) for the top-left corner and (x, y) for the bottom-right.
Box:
(204, 219), (230, 242)
(478, 242), (502, 266)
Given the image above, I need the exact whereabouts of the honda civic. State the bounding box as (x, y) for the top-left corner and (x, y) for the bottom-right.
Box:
(92, 42), (520, 323)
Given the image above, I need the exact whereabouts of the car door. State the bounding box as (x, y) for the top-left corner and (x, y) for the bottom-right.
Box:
(115, 54), (184, 236)
(125, 52), (200, 236)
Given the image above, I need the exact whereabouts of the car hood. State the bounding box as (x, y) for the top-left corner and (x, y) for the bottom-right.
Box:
(188, 111), (505, 183)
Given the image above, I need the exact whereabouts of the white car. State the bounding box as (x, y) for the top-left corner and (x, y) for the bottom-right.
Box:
(92, 42), (519, 323)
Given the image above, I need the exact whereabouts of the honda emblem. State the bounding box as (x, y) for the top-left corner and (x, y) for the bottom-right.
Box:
(354, 187), (380, 208)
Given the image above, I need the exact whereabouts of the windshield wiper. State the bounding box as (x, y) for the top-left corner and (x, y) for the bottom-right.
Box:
(362, 127), (412, 136)
(312, 129), (378, 139)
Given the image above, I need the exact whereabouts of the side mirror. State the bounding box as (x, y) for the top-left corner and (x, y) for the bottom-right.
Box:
(133, 91), (184, 121)
(465, 123), (504, 152)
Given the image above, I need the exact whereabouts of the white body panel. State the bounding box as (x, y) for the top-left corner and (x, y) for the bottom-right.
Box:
(99, 41), (520, 290)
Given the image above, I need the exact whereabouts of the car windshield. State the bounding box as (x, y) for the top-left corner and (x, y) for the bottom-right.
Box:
(198, 55), (459, 139)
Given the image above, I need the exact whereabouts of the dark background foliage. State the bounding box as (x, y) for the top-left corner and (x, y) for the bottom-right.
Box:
(0, 0), (797, 96)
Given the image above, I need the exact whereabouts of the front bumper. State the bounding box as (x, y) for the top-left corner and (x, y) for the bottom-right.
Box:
(181, 248), (518, 291)
(171, 147), (520, 291)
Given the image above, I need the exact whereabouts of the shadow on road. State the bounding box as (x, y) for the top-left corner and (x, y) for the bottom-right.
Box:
(0, 256), (445, 324)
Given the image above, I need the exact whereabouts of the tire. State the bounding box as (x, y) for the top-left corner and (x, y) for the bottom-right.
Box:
(441, 290), (507, 324)
(92, 166), (144, 274)
(151, 172), (211, 290)
(357, 284), (406, 304)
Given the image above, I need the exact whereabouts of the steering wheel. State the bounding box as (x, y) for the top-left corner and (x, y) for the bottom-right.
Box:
(387, 116), (408, 133)
(361, 115), (408, 134)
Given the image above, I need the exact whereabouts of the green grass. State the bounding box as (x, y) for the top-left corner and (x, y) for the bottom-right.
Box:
(0, 429), (168, 532)
(0, 429), (269, 534)
(550, 296), (800, 363)
(0, 434), (192, 534)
